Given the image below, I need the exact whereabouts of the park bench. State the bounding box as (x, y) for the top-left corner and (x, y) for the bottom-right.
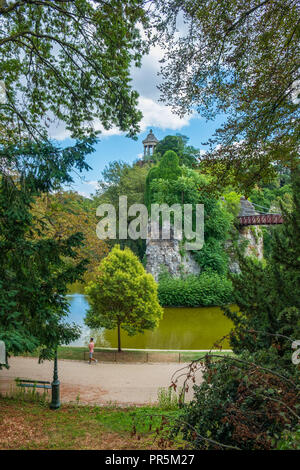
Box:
(15, 378), (51, 390)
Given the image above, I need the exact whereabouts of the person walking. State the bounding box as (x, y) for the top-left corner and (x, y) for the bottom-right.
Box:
(88, 337), (98, 364)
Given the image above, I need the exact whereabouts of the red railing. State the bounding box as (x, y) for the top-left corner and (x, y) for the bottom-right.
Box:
(239, 214), (283, 226)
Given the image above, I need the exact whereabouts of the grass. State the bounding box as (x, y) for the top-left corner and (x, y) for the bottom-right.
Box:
(0, 392), (187, 450)
(20, 346), (234, 362)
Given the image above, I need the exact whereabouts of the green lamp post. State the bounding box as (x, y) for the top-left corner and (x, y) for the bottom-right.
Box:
(50, 349), (61, 410)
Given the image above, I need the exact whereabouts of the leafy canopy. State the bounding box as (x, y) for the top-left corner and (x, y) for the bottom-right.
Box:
(0, 0), (149, 143)
(153, 0), (300, 193)
(32, 190), (109, 282)
(0, 140), (97, 362)
(93, 160), (151, 260)
(147, 156), (232, 275)
(154, 134), (200, 168)
(225, 165), (300, 375)
(145, 150), (182, 208)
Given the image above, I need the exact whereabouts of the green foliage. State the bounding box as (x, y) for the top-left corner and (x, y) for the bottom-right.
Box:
(0, 140), (94, 362)
(158, 271), (232, 307)
(0, 0), (148, 142)
(32, 190), (108, 282)
(224, 167), (300, 375)
(276, 427), (300, 450)
(145, 150), (182, 208)
(222, 191), (243, 218)
(171, 169), (300, 451)
(154, 134), (199, 167)
(177, 354), (299, 450)
(85, 245), (163, 351)
(154, 0), (300, 192)
(93, 160), (150, 260)
(149, 166), (232, 275)
(157, 387), (181, 410)
(95, 160), (150, 208)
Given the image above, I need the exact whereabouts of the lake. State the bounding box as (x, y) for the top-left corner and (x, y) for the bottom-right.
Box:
(66, 293), (235, 350)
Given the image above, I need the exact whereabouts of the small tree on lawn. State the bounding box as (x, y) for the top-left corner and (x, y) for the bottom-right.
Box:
(84, 245), (163, 352)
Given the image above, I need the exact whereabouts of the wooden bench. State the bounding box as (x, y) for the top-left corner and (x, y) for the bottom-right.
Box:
(15, 378), (51, 390)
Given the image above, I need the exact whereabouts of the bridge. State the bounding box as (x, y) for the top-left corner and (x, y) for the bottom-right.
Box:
(238, 197), (283, 226)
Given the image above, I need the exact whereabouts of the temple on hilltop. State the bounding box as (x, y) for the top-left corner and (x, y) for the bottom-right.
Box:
(136, 129), (159, 167)
(142, 129), (159, 157)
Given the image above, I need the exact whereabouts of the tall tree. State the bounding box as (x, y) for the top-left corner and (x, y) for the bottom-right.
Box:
(0, 0), (151, 360)
(94, 160), (151, 260)
(153, 0), (300, 193)
(0, 140), (95, 361)
(32, 190), (109, 281)
(85, 245), (163, 352)
(154, 134), (200, 167)
(0, 0), (149, 144)
(145, 150), (182, 208)
(225, 165), (300, 373)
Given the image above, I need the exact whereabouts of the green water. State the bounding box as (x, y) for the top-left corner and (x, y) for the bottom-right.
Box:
(66, 293), (236, 350)
(102, 306), (234, 350)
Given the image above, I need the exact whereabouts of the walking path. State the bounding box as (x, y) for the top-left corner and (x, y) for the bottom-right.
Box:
(0, 357), (203, 406)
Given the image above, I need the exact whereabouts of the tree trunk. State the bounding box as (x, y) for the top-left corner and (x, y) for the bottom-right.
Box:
(117, 323), (121, 352)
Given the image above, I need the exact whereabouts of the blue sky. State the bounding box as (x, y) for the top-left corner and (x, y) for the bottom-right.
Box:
(52, 41), (225, 198)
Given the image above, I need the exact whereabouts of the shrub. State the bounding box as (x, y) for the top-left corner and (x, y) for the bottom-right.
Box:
(175, 353), (299, 450)
(158, 272), (232, 307)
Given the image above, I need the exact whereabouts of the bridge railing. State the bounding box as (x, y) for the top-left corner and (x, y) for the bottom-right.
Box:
(239, 214), (283, 226)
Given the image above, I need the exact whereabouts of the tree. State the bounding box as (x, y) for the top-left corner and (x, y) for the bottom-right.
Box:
(32, 190), (109, 281)
(225, 165), (300, 374)
(84, 245), (163, 352)
(93, 160), (151, 260)
(0, 140), (95, 362)
(153, 0), (300, 193)
(172, 167), (300, 450)
(154, 134), (200, 167)
(0, 0), (149, 144)
(145, 150), (182, 208)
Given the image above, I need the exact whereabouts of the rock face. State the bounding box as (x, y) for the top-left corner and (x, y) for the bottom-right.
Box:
(145, 222), (200, 282)
(228, 198), (264, 274)
(227, 226), (264, 274)
(145, 198), (264, 280)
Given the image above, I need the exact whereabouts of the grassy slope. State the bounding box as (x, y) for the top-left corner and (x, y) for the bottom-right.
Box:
(0, 397), (185, 450)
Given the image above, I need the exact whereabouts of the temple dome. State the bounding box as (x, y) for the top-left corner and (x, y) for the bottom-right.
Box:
(142, 129), (159, 157)
(142, 129), (159, 145)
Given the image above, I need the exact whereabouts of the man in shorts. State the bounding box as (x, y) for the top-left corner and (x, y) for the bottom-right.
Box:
(88, 337), (98, 364)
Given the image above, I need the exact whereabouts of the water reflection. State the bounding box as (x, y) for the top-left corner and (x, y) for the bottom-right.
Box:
(66, 294), (235, 350)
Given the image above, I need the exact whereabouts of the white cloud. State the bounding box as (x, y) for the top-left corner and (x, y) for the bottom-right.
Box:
(49, 96), (194, 141)
(138, 96), (193, 131)
(77, 190), (91, 199)
(86, 180), (99, 189)
(50, 121), (71, 141)
(49, 33), (195, 141)
(131, 45), (164, 101)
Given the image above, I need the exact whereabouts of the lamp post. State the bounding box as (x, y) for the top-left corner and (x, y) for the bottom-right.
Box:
(50, 349), (60, 410)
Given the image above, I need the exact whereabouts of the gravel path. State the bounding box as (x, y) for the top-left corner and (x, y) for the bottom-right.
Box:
(0, 357), (203, 406)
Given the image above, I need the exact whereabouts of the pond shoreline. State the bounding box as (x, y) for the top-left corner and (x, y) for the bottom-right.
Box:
(22, 346), (233, 363)
(66, 293), (235, 350)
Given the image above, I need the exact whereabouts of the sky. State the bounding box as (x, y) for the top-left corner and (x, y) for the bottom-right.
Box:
(52, 42), (225, 199)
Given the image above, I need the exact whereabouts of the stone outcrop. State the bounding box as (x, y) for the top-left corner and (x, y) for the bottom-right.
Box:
(227, 198), (264, 274)
(145, 221), (200, 282)
(145, 198), (264, 280)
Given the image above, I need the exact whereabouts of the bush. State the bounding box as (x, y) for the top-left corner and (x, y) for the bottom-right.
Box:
(158, 272), (232, 307)
(276, 427), (300, 450)
(176, 354), (299, 450)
